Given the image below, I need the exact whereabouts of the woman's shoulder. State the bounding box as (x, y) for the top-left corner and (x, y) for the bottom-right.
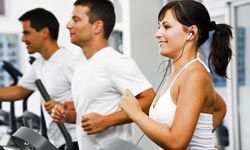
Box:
(181, 62), (212, 86)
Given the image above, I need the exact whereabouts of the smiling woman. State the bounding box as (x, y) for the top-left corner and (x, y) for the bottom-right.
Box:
(0, 0), (4, 15)
(119, 0), (232, 149)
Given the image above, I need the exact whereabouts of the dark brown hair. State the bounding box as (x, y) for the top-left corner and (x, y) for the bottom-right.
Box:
(19, 8), (59, 41)
(74, 0), (115, 39)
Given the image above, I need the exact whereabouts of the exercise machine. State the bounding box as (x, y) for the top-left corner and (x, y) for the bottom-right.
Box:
(35, 79), (73, 150)
(0, 80), (72, 150)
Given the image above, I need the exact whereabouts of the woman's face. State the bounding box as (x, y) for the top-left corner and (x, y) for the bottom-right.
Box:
(155, 10), (188, 58)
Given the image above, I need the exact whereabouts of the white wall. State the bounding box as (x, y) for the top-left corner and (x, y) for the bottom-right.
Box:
(129, 0), (165, 89)
(116, 0), (164, 149)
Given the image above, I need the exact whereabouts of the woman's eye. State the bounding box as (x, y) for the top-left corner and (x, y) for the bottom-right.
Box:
(164, 25), (169, 29)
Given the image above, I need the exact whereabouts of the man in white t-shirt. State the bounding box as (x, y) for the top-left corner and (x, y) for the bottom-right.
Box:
(0, 8), (80, 149)
(51, 0), (155, 149)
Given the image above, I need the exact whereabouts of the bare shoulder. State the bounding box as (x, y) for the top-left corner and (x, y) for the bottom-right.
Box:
(180, 62), (212, 90)
(173, 62), (214, 113)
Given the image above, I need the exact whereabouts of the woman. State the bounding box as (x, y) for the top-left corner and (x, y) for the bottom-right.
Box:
(119, 0), (232, 149)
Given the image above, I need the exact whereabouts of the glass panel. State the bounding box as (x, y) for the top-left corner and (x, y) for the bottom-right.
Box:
(0, 34), (20, 87)
(108, 31), (123, 54)
(0, 0), (5, 15)
(235, 3), (250, 149)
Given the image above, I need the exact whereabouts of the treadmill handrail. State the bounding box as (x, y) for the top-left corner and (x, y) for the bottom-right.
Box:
(35, 79), (73, 150)
(2, 61), (23, 85)
(1, 60), (23, 134)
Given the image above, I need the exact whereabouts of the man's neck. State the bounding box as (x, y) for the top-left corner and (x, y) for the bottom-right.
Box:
(82, 39), (108, 60)
(40, 41), (59, 60)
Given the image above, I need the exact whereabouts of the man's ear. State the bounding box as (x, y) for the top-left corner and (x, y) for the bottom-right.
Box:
(93, 21), (104, 35)
(41, 27), (50, 40)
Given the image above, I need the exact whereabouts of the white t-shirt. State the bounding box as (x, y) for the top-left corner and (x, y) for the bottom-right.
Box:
(72, 47), (152, 150)
(18, 47), (83, 148)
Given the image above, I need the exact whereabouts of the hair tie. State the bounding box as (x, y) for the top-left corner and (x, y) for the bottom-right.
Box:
(208, 21), (216, 31)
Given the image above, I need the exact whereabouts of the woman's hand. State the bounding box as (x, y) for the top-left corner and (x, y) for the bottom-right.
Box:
(119, 89), (143, 121)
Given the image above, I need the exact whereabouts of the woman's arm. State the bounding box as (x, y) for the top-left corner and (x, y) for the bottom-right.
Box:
(213, 92), (226, 131)
(119, 70), (209, 149)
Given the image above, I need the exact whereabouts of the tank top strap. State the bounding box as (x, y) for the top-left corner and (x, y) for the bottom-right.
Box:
(198, 58), (210, 72)
(168, 58), (198, 89)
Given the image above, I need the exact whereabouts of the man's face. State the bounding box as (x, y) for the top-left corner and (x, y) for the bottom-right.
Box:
(21, 20), (43, 54)
(67, 5), (94, 47)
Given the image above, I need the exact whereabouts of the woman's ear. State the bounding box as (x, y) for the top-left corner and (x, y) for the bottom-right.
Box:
(186, 25), (199, 41)
(188, 25), (198, 37)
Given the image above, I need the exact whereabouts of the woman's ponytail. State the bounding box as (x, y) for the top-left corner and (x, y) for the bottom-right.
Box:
(209, 24), (232, 78)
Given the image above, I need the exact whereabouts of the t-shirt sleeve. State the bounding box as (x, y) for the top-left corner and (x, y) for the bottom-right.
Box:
(18, 65), (37, 91)
(109, 57), (152, 96)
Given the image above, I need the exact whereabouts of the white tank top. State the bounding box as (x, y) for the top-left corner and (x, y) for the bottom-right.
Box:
(149, 59), (216, 150)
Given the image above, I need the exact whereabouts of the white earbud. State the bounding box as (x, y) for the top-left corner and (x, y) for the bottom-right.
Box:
(187, 33), (193, 40)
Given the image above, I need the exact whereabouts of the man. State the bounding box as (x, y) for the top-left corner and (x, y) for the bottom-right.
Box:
(51, 0), (155, 149)
(0, 8), (80, 149)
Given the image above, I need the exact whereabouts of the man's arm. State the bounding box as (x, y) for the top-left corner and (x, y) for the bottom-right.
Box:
(51, 101), (77, 124)
(213, 91), (226, 131)
(0, 85), (32, 101)
(81, 88), (155, 134)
